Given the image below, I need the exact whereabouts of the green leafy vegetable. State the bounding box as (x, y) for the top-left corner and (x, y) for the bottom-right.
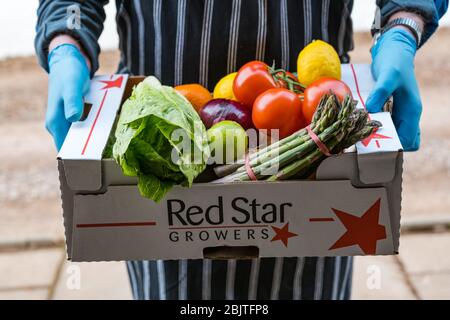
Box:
(113, 76), (210, 202)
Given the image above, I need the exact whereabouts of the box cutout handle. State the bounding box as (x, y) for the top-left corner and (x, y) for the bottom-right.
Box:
(203, 246), (259, 260)
(79, 102), (93, 121)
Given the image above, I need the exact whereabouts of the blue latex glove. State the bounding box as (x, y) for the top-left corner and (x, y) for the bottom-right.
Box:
(366, 28), (421, 151)
(46, 44), (90, 150)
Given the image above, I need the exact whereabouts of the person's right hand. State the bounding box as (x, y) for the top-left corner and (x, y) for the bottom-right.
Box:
(46, 44), (90, 150)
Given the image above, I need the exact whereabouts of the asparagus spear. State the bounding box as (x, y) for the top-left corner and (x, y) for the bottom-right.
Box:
(266, 121), (380, 181)
(236, 122), (343, 181)
(212, 93), (381, 183)
(213, 94), (338, 177)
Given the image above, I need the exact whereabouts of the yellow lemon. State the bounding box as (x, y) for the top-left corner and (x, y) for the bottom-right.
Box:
(213, 72), (237, 100)
(297, 40), (341, 87)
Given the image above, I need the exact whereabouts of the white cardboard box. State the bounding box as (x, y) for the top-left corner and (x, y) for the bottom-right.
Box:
(57, 64), (403, 262)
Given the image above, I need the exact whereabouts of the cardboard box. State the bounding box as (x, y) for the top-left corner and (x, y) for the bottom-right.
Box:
(58, 64), (403, 262)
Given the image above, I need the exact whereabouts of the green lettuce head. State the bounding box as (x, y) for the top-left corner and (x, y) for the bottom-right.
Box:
(113, 76), (210, 202)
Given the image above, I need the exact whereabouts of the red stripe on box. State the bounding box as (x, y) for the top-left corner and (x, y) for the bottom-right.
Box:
(349, 64), (368, 112)
(169, 224), (269, 230)
(309, 218), (335, 222)
(81, 75), (113, 155)
(77, 221), (157, 228)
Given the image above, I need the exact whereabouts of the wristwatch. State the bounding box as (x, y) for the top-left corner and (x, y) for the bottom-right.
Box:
(372, 17), (423, 47)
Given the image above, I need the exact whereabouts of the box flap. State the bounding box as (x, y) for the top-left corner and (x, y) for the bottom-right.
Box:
(356, 113), (402, 184)
(62, 159), (102, 191)
(58, 74), (128, 160)
(342, 64), (403, 153)
(57, 160), (74, 259)
(342, 64), (403, 184)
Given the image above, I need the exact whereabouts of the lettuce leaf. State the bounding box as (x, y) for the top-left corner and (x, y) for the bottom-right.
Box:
(112, 76), (209, 202)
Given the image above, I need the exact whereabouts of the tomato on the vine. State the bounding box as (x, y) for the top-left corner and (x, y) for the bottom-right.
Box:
(276, 71), (304, 93)
(303, 77), (352, 123)
(233, 61), (278, 108)
(252, 88), (305, 139)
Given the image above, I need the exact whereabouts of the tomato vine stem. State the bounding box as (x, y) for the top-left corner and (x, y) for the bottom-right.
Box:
(268, 63), (306, 94)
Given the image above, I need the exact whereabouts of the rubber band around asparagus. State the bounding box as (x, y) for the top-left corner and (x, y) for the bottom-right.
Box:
(306, 125), (332, 156)
(244, 153), (258, 181)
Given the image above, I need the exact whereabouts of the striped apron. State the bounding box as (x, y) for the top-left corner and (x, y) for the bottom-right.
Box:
(116, 0), (355, 300)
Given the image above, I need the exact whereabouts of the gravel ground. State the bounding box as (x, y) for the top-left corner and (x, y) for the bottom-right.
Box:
(1, 30), (450, 244)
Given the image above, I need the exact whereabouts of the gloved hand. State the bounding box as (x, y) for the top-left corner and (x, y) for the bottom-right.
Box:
(366, 28), (421, 151)
(46, 44), (90, 150)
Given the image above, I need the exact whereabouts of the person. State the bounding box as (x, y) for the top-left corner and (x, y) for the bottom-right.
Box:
(35, 0), (448, 300)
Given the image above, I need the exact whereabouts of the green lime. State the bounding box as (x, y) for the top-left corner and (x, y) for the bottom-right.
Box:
(207, 120), (248, 164)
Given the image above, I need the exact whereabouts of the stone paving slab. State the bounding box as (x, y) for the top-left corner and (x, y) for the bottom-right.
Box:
(0, 248), (63, 290)
(352, 256), (415, 300)
(398, 233), (450, 299)
(0, 288), (48, 300)
(398, 233), (450, 274)
(0, 121), (63, 246)
(410, 273), (450, 300)
(52, 260), (132, 300)
(0, 199), (64, 246)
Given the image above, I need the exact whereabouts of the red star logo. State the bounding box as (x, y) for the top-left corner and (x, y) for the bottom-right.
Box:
(361, 128), (391, 148)
(271, 223), (298, 247)
(329, 199), (386, 254)
(99, 76), (124, 90)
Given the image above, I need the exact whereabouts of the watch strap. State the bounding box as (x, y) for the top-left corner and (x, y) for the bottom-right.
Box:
(381, 17), (423, 46)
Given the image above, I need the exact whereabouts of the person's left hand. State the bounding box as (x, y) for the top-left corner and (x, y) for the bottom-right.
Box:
(366, 28), (421, 151)
(46, 43), (90, 150)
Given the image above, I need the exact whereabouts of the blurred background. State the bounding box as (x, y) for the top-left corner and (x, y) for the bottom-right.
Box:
(1, 1), (450, 300)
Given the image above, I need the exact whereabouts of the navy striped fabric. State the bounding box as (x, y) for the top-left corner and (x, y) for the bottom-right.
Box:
(115, 0), (354, 89)
(127, 257), (353, 300)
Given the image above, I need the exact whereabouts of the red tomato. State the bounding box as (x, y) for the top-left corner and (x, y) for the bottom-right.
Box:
(303, 77), (352, 123)
(252, 88), (305, 139)
(233, 61), (278, 107)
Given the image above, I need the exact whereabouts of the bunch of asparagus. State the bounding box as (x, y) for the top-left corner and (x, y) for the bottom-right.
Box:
(213, 93), (382, 182)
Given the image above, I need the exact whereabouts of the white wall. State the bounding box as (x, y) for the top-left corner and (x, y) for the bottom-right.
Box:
(0, 0), (118, 59)
(0, 0), (449, 59)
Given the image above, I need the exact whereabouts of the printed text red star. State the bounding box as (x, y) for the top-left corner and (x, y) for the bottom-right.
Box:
(329, 199), (386, 254)
(361, 128), (391, 148)
(99, 76), (124, 90)
(271, 223), (298, 247)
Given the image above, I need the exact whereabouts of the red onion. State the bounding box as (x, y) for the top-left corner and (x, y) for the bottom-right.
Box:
(200, 99), (253, 130)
